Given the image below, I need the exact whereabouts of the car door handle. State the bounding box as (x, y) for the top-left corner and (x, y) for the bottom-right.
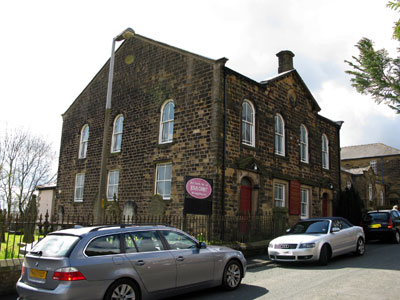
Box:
(176, 256), (185, 262)
(136, 260), (145, 266)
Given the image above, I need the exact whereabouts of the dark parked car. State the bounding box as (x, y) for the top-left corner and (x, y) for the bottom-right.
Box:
(16, 225), (246, 300)
(362, 210), (400, 243)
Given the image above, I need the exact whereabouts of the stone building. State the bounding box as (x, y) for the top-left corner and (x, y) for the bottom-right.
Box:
(341, 167), (385, 210)
(341, 143), (400, 207)
(36, 184), (56, 219)
(56, 33), (342, 225)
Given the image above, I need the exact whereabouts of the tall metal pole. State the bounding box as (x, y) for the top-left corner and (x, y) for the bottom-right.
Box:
(94, 28), (134, 224)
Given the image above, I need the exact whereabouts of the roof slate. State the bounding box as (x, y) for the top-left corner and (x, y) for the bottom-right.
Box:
(341, 143), (400, 160)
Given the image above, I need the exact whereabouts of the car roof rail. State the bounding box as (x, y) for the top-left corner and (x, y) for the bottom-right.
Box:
(89, 224), (171, 232)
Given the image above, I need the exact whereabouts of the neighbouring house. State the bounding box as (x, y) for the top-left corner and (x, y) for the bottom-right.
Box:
(37, 184), (56, 220)
(341, 143), (400, 207)
(341, 166), (385, 210)
(56, 32), (342, 229)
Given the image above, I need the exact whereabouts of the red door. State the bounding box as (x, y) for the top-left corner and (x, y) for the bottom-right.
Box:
(240, 179), (252, 233)
(240, 186), (252, 214)
(322, 193), (328, 217)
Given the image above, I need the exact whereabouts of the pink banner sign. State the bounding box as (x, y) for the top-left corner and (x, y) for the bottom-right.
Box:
(186, 178), (212, 199)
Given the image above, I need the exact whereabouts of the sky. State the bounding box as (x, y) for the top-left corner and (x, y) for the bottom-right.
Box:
(1, 0), (399, 164)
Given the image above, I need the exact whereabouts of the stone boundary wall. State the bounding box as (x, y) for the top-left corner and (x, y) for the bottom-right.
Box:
(0, 259), (22, 295)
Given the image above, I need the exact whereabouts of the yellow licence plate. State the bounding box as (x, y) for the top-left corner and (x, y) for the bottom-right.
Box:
(30, 268), (47, 279)
(369, 224), (382, 229)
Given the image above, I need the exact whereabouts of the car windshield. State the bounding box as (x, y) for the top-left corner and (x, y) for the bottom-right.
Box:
(30, 234), (80, 257)
(290, 220), (330, 234)
(365, 212), (389, 223)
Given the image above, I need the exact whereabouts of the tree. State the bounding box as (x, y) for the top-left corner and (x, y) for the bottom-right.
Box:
(345, 1), (400, 114)
(0, 128), (56, 218)
(336, 187), (364, 226)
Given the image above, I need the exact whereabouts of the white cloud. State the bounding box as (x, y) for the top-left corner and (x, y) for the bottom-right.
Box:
(0, 0), (399, 156)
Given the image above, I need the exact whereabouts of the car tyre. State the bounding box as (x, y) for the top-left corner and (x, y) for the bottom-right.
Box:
(318, 245), (329, 266)
(393, 230), (400, 244)
(222, 260), (242, 290)
(105, 278), (140, 300)
(354, 238), (365, 256)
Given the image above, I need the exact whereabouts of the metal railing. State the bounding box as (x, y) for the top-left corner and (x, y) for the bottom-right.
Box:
(1, 211), (281, 260)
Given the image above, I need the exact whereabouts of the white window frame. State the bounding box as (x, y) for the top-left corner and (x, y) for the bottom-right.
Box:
(274, 183), (285, 208)
(380, 191), (384, 206)
(300, 124), (309, 163)
(300, 188), (310, 219)
(369, 184), (373, 201)
(111, 114), (124, 153)
(74, 173), (85, 202)
(322, 134), (329, 170)
(370, 160), (377, 174)
(79, 124), (89, 159)
(159, 100), (174, 144)
(107, 170), (120, 201)
(155, 163), (172, 200)
(274, 114), (285, 156)
(241, 100), (255, 147)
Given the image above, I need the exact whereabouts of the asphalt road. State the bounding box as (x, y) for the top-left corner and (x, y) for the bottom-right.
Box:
(168, 241), (400, 300)
(6, 241), (400, 300)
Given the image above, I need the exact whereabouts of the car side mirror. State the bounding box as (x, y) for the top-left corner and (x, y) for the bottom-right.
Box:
(331, 227), (340, 233)
(197, 242), (207, 249)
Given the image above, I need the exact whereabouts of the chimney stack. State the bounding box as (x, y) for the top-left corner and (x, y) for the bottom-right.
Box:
(276, 50), (295, 74)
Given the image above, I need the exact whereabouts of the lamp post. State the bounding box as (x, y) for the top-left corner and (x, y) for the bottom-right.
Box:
(95, 28), (135, 224)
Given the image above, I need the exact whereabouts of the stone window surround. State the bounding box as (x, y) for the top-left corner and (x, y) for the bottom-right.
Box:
(155, 162), (172, 200)
(241, 99), (256, 147)
(273, 179), (288, 208)
(78, 124), (89, 159)
(322, 134), (329, 170)
(300, 185), (311, 219)
(159, 99), (175, 144)
(300, 124), (309, 163)
(74, 173), (85, 202)
(274, 113), (285, 156)
(107, 170), (120, 201)
(111, 114), (124, 153)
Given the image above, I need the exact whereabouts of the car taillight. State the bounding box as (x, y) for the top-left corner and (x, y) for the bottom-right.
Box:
(388, 218), (393, 229)
(52, 267), (86, 281)
(21, 265), (26, 276)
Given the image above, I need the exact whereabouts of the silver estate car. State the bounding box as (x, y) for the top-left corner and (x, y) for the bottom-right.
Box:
(268, 217), (365, 265)
(16, 225), (246, 300)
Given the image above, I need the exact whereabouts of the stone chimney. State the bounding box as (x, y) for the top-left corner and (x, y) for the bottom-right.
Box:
(276, 50), (295, 73)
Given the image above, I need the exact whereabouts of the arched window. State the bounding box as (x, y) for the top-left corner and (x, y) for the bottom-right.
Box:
(241, 100), (255, 146)
(159, 100), (174, 144)
(322, 134), (329, 169)
(79, 124), (89, 159)
(300, 124), (309, 163)
(111, 114), (124, 153)
(274, 114), (285, 156)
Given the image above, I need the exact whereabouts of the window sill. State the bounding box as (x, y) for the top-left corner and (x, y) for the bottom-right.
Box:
(157, 142), (173, 149)
(241, 142), (256, 150)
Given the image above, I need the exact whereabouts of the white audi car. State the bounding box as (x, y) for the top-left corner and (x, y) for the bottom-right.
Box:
(268, 217), (365, 265)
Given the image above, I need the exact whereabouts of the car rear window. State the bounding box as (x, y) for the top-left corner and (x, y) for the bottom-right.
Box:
(367, 213), (389, 222)
(30, 234), (80, 257)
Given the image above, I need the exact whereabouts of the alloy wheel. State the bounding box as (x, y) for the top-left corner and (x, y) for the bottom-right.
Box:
(226, 262), (241, 288)
(111, 283), (136, 300)
(357, 238), (365, 255)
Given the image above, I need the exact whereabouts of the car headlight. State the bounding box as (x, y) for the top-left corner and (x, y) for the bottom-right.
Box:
(299, 243), (316, 248)
(268, 243), (274, 249)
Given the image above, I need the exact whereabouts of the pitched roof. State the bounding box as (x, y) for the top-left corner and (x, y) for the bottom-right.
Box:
(341, 143), (400, 160)
(341, 166), (370, 175)
(260, 69), (321, 112)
